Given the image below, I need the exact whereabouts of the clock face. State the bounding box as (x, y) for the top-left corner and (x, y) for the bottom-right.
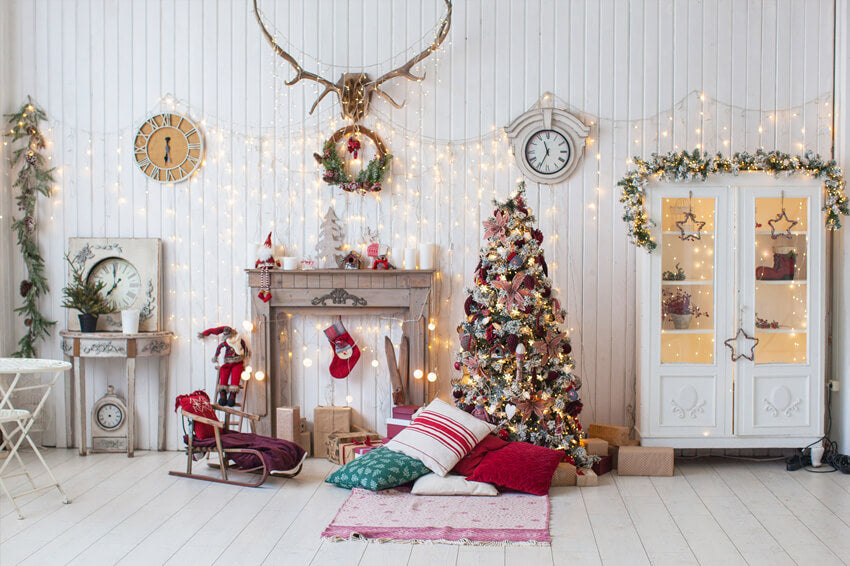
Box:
(134, 113), (203, 183)
(524, 129), (571, 175)
(87, 258), (142, 310)
(96, 403), (124, 430)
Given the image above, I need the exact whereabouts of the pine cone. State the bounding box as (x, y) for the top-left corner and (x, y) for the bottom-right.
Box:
(25, 152), (37, 165)
(23, 215), (35, 234)
(24, 318), (33, 327)
(506, 334), (519, 352)
(19, 280), (33, 297)
(523, 275), (535, 289)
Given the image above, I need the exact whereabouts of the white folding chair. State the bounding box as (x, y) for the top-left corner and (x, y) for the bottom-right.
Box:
(0, 358), (72, 519)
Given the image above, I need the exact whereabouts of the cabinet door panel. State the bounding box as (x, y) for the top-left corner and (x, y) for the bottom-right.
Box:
(657, 374), (719, 432)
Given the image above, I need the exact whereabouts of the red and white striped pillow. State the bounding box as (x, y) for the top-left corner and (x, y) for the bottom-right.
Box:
(385, 398), (495, 476)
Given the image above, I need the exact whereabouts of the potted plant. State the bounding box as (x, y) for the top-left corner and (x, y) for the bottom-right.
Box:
(662, 288), (709, 329)
(61, 253), (114, 332)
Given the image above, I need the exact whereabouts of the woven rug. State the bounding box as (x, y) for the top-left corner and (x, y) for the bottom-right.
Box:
(322, 488), (550, 545)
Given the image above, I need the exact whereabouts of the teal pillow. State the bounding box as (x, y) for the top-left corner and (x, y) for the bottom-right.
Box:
(325, 446), (429, 491)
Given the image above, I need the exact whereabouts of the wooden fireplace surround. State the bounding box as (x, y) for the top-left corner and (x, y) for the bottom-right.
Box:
(246, 269), (434, 435)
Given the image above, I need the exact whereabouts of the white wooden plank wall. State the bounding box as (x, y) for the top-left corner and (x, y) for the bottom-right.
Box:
(2, 0), (836, 450)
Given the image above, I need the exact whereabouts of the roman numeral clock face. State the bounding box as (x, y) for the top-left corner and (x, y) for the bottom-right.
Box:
(134, 113), (204, 183)
(87, 258), (142, 310)
(524, 129), (571, 175)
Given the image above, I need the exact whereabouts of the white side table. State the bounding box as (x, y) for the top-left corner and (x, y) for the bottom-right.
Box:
(60, 331), (173, 457)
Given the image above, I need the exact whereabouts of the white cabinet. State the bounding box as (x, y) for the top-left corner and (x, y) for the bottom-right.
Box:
(637, 175), (825, 448)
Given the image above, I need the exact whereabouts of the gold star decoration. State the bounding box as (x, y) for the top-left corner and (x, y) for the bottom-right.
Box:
(724, 328), (760, 362)
(768, 209), (798, 239)
(676, 211), (706, 241)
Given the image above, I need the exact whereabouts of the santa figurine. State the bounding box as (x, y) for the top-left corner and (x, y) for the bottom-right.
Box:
(198, 326), (250, 406)
(255, 232), (281, 269)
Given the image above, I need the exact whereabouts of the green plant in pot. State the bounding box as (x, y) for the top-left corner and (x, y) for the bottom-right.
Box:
(61, 253), (114, 332)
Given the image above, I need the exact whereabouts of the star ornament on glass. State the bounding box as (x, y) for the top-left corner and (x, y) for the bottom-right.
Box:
(768, 209), (798, 240)
(675, 211), (706, 241)
(724, 328), (760, 362)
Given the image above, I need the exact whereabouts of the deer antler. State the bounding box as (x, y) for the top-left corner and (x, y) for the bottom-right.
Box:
(366, 0), (452, 109)
(253, 0), (341, 115)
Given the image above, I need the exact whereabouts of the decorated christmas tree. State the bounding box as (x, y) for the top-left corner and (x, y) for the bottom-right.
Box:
(452, 183), (593, 468)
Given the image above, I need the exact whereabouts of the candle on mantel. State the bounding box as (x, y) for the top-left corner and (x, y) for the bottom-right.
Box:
(419, 243), (436, 270)
(282, 257), (299, 270)
(404, 248), (418, 270)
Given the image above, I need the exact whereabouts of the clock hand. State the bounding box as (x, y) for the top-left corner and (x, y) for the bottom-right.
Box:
(106, 278), (122, 296)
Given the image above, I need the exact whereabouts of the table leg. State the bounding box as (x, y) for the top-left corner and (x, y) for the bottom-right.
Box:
(65, 357), (74, 448)
(74, 356), (87, 456)
(157, 357), (167, 451)
(127, 358), (136, 458)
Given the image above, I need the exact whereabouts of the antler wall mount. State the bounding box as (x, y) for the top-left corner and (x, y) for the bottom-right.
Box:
(253, 0), (452, 123)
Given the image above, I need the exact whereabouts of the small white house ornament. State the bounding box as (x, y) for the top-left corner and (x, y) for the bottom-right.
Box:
(505, 93), (590, 185)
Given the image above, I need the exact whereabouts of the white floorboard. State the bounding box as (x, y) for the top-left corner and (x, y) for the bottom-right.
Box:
(0, 450), (848, 566)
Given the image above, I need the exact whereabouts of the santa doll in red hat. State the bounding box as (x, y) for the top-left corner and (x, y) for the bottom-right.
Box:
(255, 232), (281, 269)
(198, 326), (250, 406)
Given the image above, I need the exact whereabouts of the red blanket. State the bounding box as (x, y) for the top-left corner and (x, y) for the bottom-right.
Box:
(188, 431), (305, 473)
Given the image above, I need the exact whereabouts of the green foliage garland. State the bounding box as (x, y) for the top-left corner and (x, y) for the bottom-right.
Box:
(4, 97), (56, 357)
(618, 148), (849, 252)
(314, 139), (392, 194)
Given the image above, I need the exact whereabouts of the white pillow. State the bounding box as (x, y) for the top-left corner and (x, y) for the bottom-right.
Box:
(411, 473), (498, 496)
(384, 398), (495, 476)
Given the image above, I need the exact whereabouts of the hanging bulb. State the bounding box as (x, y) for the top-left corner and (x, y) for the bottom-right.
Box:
(427, 372), (437, 382)
(303, 358), (313, 368)
(254, 371), (265, 381)
(413, 369), (424, 379)
(371, 359), (380, 368)
(242, 320), (254, 332)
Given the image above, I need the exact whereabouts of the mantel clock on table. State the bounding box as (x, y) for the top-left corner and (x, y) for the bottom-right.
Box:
(61, 238), (173, 457)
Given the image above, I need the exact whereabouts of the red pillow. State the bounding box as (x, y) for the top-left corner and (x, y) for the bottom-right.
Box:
(175, 390), (219, 440)
(466, 441), (563, 496)
(452, 434), (509, 476)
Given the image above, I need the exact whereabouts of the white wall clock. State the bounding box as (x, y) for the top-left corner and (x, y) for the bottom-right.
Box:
(505, 92), (590, 185)
(133, 113), (204, 183)
(92, 385), (128, 453)
(67, 238), (162, 332)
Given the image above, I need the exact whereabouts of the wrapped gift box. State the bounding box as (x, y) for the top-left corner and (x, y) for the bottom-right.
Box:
(300, 417), (307, 433)
(386, 417), (414, 440)
(583, 437), (609, 457)
(298, 431), (312, 457)
(592, 455), (613, 476)
(617, 446), (674, 476)
(576, 469), (598, 487)
(354, 444), (380, 458)
(550, 462), (577, 486)
(588, 424), (640, 447)
(392, 405), (421, 420)
(341, 438), (385, 464)
(313, 406), (352, 458)
(275, 407), (300, 443)
(326, 430), (382, 464)
(608, 445), (619, 469)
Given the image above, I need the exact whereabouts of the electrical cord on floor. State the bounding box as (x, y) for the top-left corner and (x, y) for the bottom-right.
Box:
(786, 388), (850, 474)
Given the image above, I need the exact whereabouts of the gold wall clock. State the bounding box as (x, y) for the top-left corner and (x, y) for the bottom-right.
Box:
(133, 113), (204, 183)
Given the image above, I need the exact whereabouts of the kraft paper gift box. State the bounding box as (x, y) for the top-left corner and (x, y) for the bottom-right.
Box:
(298, 431), (312, 457)
(588, 424), (640, 447)
(608, 445), (619, 469)
(582, 437), (609, 457)
(354, 444), (380, 458)
(300, 417), (307, 433)
(341, 438), (385, 465)
(576, 469), (598, 487)
(550, 462), (577, 487)
(326, 430), (382, 465)
(617, 446), (675, 476)
(313, 406), (352, 458)
(275, 407), (300, 442)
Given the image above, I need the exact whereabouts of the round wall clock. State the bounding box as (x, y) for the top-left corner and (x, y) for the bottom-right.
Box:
(87, 258), (142, 310)
(133, 113), (204, 183)
(505, 92), (590, 185)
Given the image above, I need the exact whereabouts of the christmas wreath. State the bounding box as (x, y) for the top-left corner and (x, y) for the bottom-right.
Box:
(314, 126), (392, 195)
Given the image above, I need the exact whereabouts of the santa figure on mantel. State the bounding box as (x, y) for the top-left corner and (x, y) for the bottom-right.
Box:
(255, 232), (281, 269)
(198, 326), (250, 406)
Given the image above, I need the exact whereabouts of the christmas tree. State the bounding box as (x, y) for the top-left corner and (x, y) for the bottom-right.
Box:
(316, 206), (346, 268)
(452, 183), (593, 468)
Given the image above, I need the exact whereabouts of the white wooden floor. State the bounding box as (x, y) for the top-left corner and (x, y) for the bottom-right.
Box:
(1, 449), (849, 566)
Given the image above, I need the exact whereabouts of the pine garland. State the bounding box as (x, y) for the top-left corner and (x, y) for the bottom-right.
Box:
(4, 97), (56, 357)
(314, 138), (392, 194)
(618, 148), (849, 252)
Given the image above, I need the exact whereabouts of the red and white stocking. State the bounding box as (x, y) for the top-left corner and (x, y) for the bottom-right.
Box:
(324, 319), (360, 379)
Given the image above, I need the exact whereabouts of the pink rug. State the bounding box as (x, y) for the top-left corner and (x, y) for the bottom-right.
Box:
(322, 488), (550, 545)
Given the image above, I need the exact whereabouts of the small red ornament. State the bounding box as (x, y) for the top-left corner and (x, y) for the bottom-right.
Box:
(498, 429), (510, 440)
(346, 136), (361, 159)
(454, 361), (462, 371)
(452, 388), (463, 399)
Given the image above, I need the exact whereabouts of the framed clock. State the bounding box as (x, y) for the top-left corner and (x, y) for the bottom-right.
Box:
(66, 238), (162, 332)
(92, 385), (128, 453)
(505, 92), (590, 185)
(133, 113), (204, 183)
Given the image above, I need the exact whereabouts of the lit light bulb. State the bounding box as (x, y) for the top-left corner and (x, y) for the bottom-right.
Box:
(254, 370), (265, 381)
(242, 320), (254, 332)
(245, 366), (252, 374)
(428, 322), (436, 331)
(371, 359), (379, 368)
(426, 372), (437, 382)
(413, 369), (424, 379)
(303, 358), (313, 368)
(345, 395), (354, 404)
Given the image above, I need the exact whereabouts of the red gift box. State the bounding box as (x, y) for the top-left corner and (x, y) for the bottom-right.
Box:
(386, 417), (413, 440)
(391, 405), (420, 419)
(592, 455), (613, 476)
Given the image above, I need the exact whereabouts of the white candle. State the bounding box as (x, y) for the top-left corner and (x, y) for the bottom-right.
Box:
(282, 256), (299, 270)
(419, 243), (436, 270)
(404, 248), (418, 270)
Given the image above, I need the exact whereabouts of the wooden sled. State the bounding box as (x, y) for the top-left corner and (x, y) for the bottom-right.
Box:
(169, 404), (304, 488)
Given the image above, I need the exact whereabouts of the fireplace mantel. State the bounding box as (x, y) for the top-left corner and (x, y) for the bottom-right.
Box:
(246, 268), (434, 434)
